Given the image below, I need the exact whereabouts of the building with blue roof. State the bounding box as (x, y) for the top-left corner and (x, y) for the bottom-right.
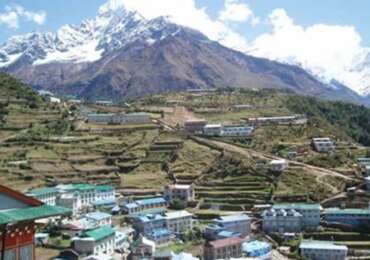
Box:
(216, 230), (241, 239)
(299, 240), (348, 260)
(85, 211), (112, 227)
(121, 197), (168, 215)
(242, 240), (271, 258)
(205, 214), (251, 240)
(132, 213), (172, 245)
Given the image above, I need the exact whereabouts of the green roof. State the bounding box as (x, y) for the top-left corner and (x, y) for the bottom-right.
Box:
(96, 185), (114, 192)
(273, 203), (321, 210)
(0, 205), (71, 225)
(324, 208), (370, 215)
(72, 184), (96, 191)
(83, 226), (115, 241)
(27, 187), (58, 196)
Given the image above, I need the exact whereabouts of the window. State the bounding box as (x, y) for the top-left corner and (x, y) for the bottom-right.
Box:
(20, 244), (33, 260)
(4, 249), (16, 260)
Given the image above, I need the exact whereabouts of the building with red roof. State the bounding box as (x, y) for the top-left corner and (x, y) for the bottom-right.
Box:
(204, 237), (245, 260)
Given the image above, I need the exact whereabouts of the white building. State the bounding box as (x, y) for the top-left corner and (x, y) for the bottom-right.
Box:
(73, 226), (116, 257)
(269, 159), (289, 172)
(312, 138), (335, 153)
(299, 240), (348, 260)
(246, 115), (307, 125)
(26, 187), (59, 206)
(206, 214), (251, 239)
(273, 203), (321, 229)
(87, 112), (151, 125)
(203, 124), (222, 136)
(221, 125), (254, 137)
(27, 184), (116, 217)
(262, 209), (303, 233)
(164, 184), (195, 203)
(95, 185), (115, 203)
(85, 212), (112, 227)
(164, 210), (193, 234)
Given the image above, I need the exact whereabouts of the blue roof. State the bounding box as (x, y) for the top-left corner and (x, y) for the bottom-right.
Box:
(151, 228), (171, 237)
(243, 240), (271, 256)
(299, 240), (348, 250)
(124, 203), (139, 209)
(137, 214), (165, 223)
(93, 198), (116, 206)
(273, 203), (321, 211)
(85, 212), (112, 221)
(136, 197), (166, 206)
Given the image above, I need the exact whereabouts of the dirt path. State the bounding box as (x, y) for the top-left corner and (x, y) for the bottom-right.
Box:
(206, 138), (353, 181)
(163, 106), (200, 127)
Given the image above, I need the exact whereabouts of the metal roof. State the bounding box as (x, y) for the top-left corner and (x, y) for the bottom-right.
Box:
(85, 212), (112, 221)
(83, 226), (115, 241)
(299, 240), (348, 250)
(215, 214), (251, 223)
(323, 208), (370, 215)
(95, 185), (115, 192)
(27, 187), (58, 196)
(136, 197), (166, 206)
(273, 203), (321, 211)
(0, 205), (71, 225)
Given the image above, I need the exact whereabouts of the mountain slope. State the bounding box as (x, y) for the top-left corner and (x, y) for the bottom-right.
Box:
(0, 6), (368, 104)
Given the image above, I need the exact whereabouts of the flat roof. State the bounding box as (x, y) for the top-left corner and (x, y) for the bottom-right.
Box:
(85, 212), (112, 221)
(165, 210), (193, 219)
(323, 208), (370, 215)
(273, 203), (321, 211)
(299, 240), (348, 251)
(136, 197), (166, 206)
(167, 184), (192, 189)
(215, 214), (251, 223)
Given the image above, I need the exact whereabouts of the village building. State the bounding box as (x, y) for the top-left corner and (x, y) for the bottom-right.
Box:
(262, 208), (303, 233)
(204, 237), (245, 260)
(132, 214), (172, 245)
(26, 187), (59, 206)
(95, 100), (114, 106)
(0, 185), (71, 260)
(242, 240), (272, 259)
(245, 115), (307, 125)
(299, 240), (348, 260)
(27, 184), (116, 217)
(122, 197), (168, 216)
(73, 226), (116, 257)
(269, 159), (289, 172)
(87, 112), (151, 125)
(221, 125), (254, 137)
(203, 124), (223, 136)
(272, 203), (321, 229)
(205, 214), (251, 240)
(184, 119), (207, 134)
(164, 210), (193, 235)
(94, 185), (116, 205)
(85, 212), (112, 227)
(322, 208), (370, 229)
(164, 184), (195, 203)
(312, 138), (335, 153)
(129, 235), (156, 260)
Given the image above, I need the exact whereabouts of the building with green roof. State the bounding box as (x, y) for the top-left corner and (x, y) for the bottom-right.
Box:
(73, 226), (116, 257)
(26, 187), (59, 206)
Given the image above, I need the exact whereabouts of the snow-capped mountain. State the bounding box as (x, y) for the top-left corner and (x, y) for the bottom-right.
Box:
(0, 5), (368, 105)
(0, 7), (179, 67)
